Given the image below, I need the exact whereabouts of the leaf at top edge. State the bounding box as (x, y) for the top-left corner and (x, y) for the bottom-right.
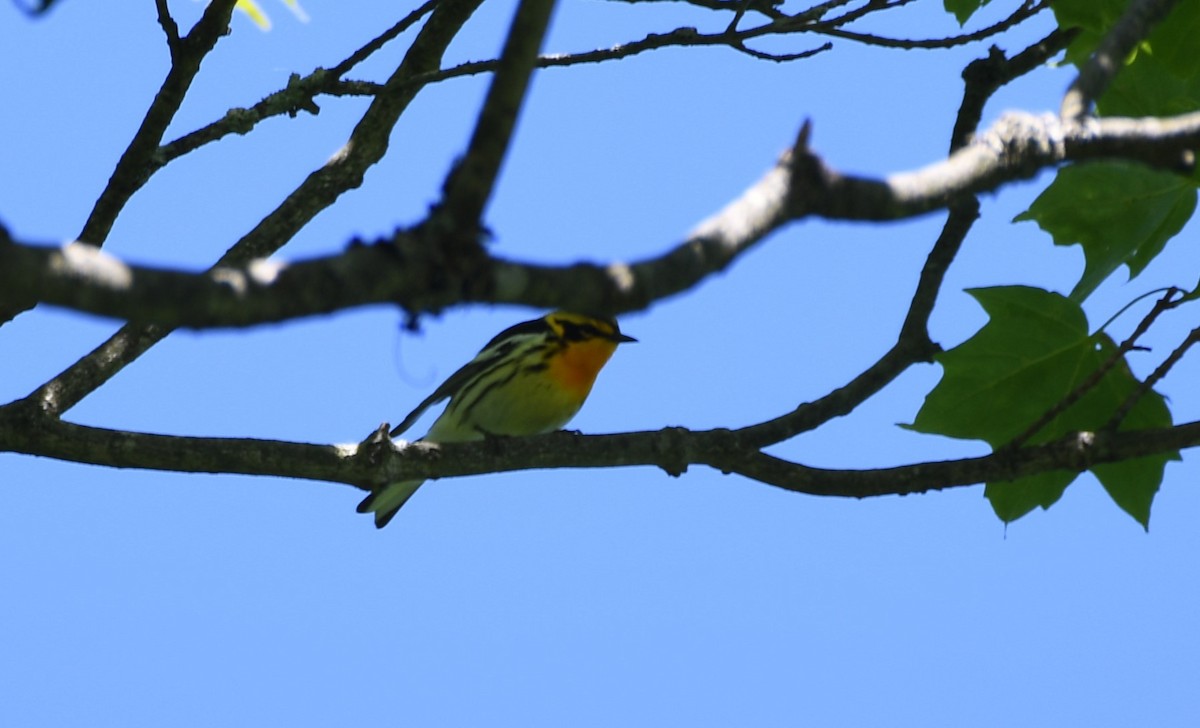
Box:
(943, 0), (990, 26)
(1051, 0), (1127, 66)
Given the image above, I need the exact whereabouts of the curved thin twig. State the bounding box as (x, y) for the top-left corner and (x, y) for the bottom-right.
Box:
(810, 0), (1046, 50)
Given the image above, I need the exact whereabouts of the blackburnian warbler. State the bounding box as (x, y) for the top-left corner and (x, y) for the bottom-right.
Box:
(358, 311), (636, 527)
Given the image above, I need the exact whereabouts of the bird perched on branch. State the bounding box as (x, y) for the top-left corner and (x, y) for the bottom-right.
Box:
(358, 311), (636, 527)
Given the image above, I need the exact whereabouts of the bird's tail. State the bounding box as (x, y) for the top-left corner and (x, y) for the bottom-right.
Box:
(356, 480), (423, 529)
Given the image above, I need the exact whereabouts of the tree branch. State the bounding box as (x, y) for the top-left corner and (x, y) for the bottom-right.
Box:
(153, 0), (939, 183)
(1061, 0), (1182, 120)
(432, 0), (558, 239)
(808, 0), (1046, 50)
(325, 1), (441, 79)
(228, 0), (487, 264)
(3, 406), (1197, 503)
(953, 26), (1078, 152)
(398, 0), (981, 93)
(14, 0), (486, 419)
(5, 111), (1199, 329)
(1006, 288), (1183, 449)
(712, 423), (1200, 497)
(79, 0), (238, 247)
(153, 0), (182, 51)
(0, 0), (237, 327)
(158, 2), (439, 169)
(149, 0), (1028, 174)
(1107, 324), (1200, 431)
(732, 25), (1074, 461)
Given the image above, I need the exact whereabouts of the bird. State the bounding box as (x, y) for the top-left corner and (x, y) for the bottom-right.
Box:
(358, 311), (636, 527)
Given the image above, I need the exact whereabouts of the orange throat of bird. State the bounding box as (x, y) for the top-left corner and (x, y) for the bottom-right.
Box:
(548, 338), (619, 400)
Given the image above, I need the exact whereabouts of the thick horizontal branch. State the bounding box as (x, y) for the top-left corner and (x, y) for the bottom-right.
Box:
(2, 408), (1196, 500)
(4, 111), (1198, 328)
(716, 427), (1189, 498)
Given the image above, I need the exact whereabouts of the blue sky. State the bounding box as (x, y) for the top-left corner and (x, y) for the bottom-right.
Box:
(2, 1), (1199, 726)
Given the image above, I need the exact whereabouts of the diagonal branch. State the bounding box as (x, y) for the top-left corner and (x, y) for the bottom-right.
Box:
(432, 0), (558, 240)
(15, 0), (486, 419)
(0, 0), (237, 328)
(1106, 324), (1200, 431)
(227, 0), (487, 264)
(158, 2), (439, 170)
(1006, 287), (1183, 449)
(1061, 0), (1182, 120)
(79, 0), (238, 247)
(153, 0), (182, 50)
(953, 26), (1078, 152)
(735, 26), (1072, 455)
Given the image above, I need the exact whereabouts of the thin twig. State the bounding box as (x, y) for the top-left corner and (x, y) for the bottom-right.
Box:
(810, 0), (1047, 50)
(154, 0), (182, 53)
(327, 0), (440, 78)
(404, 0), (990, 94)
(1107, 325), (1200, 431)
(79, 0), (238, 247)
(0, 0), (238, 328)
(1004, 288), (1182, 450)
(18, 0), (487, 419)
(791, 0), (856, 24)
(810, 0), (916, 30)
(157, 0), (908, 176)
(728, 40), (831, 62)
(159, 3), (438, 174)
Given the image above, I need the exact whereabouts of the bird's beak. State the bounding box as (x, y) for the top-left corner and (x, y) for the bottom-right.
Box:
(615, 332), (637, 343)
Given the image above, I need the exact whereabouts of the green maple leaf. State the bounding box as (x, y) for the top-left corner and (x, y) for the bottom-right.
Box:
(943, 0), (991, 26)
(1055, 0), (1200, 115)
(908, 286), (1175, 526)
(1051, 0), (1126, 67)
(1015, 163), (1196, 303)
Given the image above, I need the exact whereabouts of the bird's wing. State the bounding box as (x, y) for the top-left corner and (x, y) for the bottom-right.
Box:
(388, 337), (527, 438)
